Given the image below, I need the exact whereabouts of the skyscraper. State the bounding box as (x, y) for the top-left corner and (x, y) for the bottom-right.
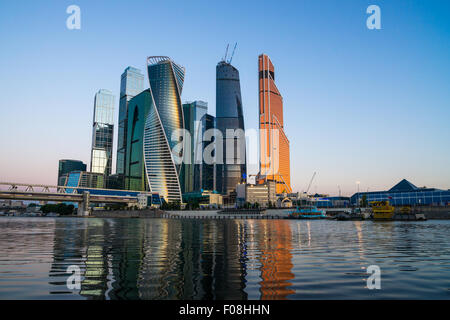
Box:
(116, 67), (145, 180)
(181, 101), (216, 194)
(124, 89), (152, 191)
(258, 54), (291, 193)
(91, 89), (115, 176)
(216, 60), (246, 195)
(57, 159), (86, 186)
(144, 56), (185, 203)
(200, 114), (216, 191)
(181, 100), (207, 194)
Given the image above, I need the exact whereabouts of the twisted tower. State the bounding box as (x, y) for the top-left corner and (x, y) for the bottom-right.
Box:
(144, 56), (185, 203)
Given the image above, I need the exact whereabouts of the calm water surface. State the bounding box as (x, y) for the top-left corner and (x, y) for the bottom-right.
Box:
(0, 217), (449, 299)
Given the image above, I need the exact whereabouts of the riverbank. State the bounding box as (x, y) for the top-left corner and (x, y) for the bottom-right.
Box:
(88, 207), (450, 219)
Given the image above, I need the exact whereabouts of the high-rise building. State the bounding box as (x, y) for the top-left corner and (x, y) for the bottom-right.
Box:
(90, 89), (115, 176)
(116, 67), (145, 181)
(216, 60), (246, 195)
(181, 101), (215, 194)
(258, 54), (291, 194)
(65, 171), (105, 189)
(200, 114), (216, 191)
(57, 159), (86, 186)
(124, 89), (152, 191)
(144, 56), (185, 203)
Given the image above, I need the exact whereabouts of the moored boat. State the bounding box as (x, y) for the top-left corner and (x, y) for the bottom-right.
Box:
(288, 206), (327, 219)
(371, 201), (395, 221)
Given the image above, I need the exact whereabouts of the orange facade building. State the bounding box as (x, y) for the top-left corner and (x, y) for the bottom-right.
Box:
(258, 54), (291, 194)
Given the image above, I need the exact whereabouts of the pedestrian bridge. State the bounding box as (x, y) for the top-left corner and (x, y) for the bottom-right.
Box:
(0, 182), (146, 215)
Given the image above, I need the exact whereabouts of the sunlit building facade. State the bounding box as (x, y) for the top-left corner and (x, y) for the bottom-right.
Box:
(116, 67), (145, 180)
(216, 61), (246, 195)
(144, 56), (185, 203)
(258, 54), (291, 194)
(91, 89), (115, 176)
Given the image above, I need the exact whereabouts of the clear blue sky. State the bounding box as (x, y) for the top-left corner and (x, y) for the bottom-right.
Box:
(0, 0), (449, 195)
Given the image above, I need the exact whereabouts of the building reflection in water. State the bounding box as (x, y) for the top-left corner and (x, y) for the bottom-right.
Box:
(255, 220), (294, 300)
(49, 218), (295, 300)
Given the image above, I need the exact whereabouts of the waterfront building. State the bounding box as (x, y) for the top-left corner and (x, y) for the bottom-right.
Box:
(216, 60), (246, 195)
(57, 159), (86, 186)
(350, 179), (450, 206)
(90, 89), (115, 176)
(65, 171), (105, 189)
(116, 67), (145, 184)
(236, 180), (277, 207)
(258, 54), (291, 194)
(144, 56), (185, 203)
(124, 89), (152, 191)
(181, 101), (216, 194)
(182, 190), (223, 209)
(311, 196), (351, 208)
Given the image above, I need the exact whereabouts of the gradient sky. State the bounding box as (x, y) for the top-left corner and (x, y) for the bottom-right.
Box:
(0, 0), (449, 196)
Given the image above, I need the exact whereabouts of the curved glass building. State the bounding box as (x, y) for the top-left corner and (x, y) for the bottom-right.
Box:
(216, 61), (246, 195)
(144, 57), (185, 203)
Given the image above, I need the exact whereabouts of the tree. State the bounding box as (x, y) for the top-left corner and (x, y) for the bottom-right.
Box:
(361, 194), (368, 207)
(40, 203), (74, 215)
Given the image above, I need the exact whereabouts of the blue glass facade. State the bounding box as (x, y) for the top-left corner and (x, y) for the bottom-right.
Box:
(57, 159), (86, 186)
(350, 179), (450, 206)
(91, 89), (115, 176)
(117, 67), (145, 177)
(215, 61), (246, 195)
(181, 100), (208, 194)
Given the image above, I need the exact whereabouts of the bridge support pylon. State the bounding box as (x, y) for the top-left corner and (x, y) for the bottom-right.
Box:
(77, 191), (91, 216)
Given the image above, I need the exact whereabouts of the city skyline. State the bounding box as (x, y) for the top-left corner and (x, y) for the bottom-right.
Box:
(0, 0), (449, 196)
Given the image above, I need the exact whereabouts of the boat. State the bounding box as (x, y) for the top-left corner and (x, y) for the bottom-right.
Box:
(288, 205), (327, 219)
(371, 201), (394, 220)
(336, 208), (365, 221)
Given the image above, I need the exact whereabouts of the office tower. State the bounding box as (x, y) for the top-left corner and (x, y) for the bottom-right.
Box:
(181, 100), (208, 194)
(144, 56), (185, 203)
(57, 159), (86, 186)
(200, 114), (216, 191)
(258, 54), (291, 194)
(124, 89), (152, 191)
(216, 60), (246, 195)
(116, 67), (145, 180)
(65, 171), (105, 189)
(90, 89), (115, 176)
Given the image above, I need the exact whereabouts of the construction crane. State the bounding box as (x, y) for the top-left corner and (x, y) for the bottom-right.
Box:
(228, 43), (237, 64)
(223, 44), (229, 62)
(305, 172), (317, 195)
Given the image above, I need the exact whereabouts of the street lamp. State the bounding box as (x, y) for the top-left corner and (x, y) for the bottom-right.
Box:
(356, 181), (360, 207)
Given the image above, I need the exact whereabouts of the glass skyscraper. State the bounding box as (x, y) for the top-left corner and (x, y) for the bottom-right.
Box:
(57, 159), (86, 186)
(124, 89), (152, 191)
(144, 56), (185, 203)
(91, 89), (115, 176)
(181, 100), (207, 194)
(216, 60), (246, 195)
(258, 54), (291, 194)
(116, 67), (145, 179)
